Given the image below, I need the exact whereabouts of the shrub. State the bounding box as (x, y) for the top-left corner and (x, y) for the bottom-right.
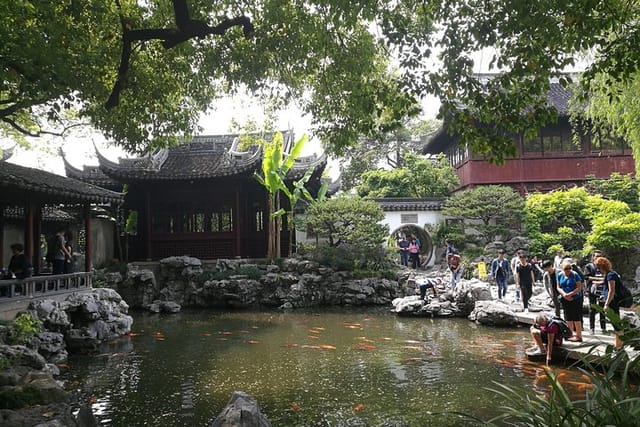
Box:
(8, 314), (42, 346)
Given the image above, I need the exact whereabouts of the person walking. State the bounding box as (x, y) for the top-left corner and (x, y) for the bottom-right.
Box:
(490, 249), (510, 300)
(557, 260), (584, 342)
(542, 260), (561, 317)
(584, 250), (606, 334)
(515, 253), (535, 312)
(595, 257), (624, 348)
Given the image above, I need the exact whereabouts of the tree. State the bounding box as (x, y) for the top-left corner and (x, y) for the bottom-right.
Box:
(1, 1), (425, 154)
(441, 185), (524, 244)
(304, 196), (388, 250)
(524, 187), (631, 256)
(356, 153), (458, 198)
(584, 173), (640, 212)
(339, 118), (439, 190)
(394, 1), (640, 164)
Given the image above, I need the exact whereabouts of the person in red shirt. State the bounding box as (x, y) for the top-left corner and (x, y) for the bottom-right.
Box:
(529, 314), (563, 365)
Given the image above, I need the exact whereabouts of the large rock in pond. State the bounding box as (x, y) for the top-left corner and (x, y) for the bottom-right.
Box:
(468, 300), (519, 326)
(210, 391), (271, 427)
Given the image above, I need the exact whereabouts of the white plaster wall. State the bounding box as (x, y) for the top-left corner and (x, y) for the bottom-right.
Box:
(383, 210), (446, 267)
(90, 218), (115, 268)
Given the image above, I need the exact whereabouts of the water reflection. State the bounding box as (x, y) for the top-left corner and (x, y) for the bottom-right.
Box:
(62, 309), (592, 426)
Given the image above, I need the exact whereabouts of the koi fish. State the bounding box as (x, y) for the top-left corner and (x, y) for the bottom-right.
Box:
(563, 381), (595, 391)
(309, 329), (323, 334)
(353, 343), (376, 351)
(301, 345), (320, 349)
(312, 327), (326, 331)
(283, 342), (298, 348)
(251, 326), (259, 329)
(109, 352), (126, 358)
(307, 335), (320, 339)
(199, 333), (212, 337)
(247, 340), (259, 345)
(404, 340), (421, 344)
(402, 345), (422, 351)
(87, 395), (98, 405)
(291, 402), (301, 412)
(343, 325), (362, 329)
(319, 345), (337, 350)
(153, 332), (164, 338)
(353, 403), (365, 412)
(220, 331), (233, 335)
(357, 338), (375, 344)
(56, 363), (70, 369)
(381, 337), (393, 341)
(238, 330), (250, 334)
(127, 332), (141, 337)
(155, 337), (165, 341)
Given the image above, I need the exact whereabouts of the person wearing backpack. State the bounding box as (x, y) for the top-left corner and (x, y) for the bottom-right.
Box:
(557, 260), (584, 342)
(529, 313), (564, 365)
(584, 250), (606, 335)
(595, 256), (627, 349)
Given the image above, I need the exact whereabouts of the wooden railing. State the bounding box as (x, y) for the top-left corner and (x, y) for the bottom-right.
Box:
(0, 272), (92, 300)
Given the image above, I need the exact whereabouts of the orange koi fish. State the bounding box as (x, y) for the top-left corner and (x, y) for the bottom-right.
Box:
(301, 345), (320, 349)
(127, 332), (141, 337)
(283, 342), (298, 348)
(199, 333), (212, 337)
(307, 335), (320, 339)
(291, 402), (301, 412)
(353, 343), (376, 351)
(353, 403), (365, 412)
(220, 331), (234, 335)
(312, 327), (326, 331)
(319, 345), (337, 350)
(246, 340), (259, 345)
(381, 337), (393, 341)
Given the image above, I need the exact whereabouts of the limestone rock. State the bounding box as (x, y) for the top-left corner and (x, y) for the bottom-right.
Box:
(468, 300), (519, 326)
(210, 391), (271, 427)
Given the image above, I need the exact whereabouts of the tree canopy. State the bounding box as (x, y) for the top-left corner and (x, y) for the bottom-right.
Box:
(356, 153), (458, 198)
(1, 0), (426, 154)
(441, 185), (524, 244)
(4, 1), (640, 163)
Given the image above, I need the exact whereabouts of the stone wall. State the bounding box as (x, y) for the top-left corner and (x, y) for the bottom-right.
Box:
(99, 257), (407, 312)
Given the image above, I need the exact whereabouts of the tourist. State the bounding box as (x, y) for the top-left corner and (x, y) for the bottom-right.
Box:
(490, 249), (510, 300)
(510, 251), (521, 302)
(515, 252), (535, 312)
(63, 230), (75, 274)
(448, 252), (463, 290)
(594, 257), (624, 348)
(530, 255), (544, 282)
(397, 235), (410, 267)
(408, 237), (420, 269)
(553, 249), (564, 269)
(444, 239), (456, 257)
(541, 260), (561, 317)
(50, 228), (71, 275)
(8, 243), (31, 279)
(584, 250), (606, 335)
(416, 277), (440, 300)
(529, 313), (563, 365)
(557, 260), (584, 342)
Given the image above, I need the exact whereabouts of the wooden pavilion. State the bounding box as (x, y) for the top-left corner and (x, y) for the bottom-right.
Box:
(0, 159), (122, 273)
(65, 132), (328, 261)
(423, 80), (636, 194)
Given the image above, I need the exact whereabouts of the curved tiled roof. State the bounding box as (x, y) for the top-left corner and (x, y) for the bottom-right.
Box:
(91, 132), (327, 183)
(0, 161), (122, 204)
(373, 197), (445, 211)
(1, 145), (15, 161)
(63, 156), (121, 190)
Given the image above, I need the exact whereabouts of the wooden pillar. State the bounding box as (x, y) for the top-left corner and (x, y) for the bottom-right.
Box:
(0, 204), (4, 266)
(145, 192), (152, 260)
(84, 204), (92, 272)
(33, 205), (42, 274)
(235, 186), (241, 257)
(25, 203), (35, 261)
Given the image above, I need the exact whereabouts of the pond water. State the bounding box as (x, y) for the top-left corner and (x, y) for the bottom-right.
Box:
(62, 309), (589, 426)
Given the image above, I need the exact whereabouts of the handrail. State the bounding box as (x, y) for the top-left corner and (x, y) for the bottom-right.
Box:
(0, 272), (92, 300)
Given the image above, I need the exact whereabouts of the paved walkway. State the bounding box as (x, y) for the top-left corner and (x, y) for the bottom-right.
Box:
(409, 269), (627, 365)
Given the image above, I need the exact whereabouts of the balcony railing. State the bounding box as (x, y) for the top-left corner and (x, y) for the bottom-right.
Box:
(0, 272), (92, 300)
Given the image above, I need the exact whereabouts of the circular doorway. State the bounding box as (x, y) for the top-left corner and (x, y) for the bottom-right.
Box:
(390, 225), (433, 266)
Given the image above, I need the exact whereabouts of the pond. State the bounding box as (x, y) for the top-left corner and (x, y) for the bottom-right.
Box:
(62, 309), (590, 426)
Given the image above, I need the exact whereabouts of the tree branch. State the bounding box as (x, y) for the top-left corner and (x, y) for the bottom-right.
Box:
(106, 0), (254, 110)
(1, 117), (86, 138)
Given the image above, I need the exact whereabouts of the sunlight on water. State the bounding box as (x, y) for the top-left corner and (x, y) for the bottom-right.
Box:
(63, 309), (593, 426)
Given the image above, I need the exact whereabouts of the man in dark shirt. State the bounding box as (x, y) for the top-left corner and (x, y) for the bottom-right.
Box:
(515, 253), (535, 312)
(8, 243), (31, 279)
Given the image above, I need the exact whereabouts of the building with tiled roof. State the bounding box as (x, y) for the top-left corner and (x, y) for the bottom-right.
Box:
(67, 132), (330, 261)
(423, 78), (635, 193)
(0, 157), (122, 271)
